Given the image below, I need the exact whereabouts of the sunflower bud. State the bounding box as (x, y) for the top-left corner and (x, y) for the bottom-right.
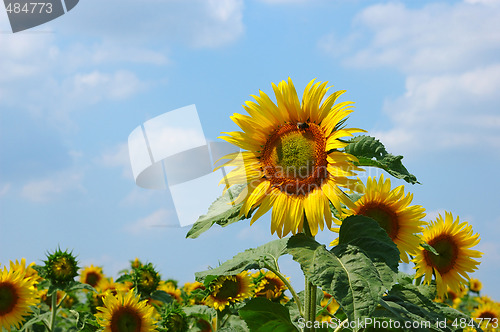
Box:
(43, 248), (79, 287)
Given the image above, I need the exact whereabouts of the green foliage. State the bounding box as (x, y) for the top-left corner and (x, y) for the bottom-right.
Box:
(287, 216), (400, 327)
(344, 135), (419, 184)
(239, 298), (299, 332)
(338, 215), (400, 289)
(187, 184), (251, 239)
(195, 237), (288, 281)
(287, 234), (386, 327)
(422, 242), (440, 256)
(151, 290), (174, 304)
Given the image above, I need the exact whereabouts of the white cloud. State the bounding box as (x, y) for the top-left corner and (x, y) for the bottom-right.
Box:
(59, 0), (245, 49)
(341, 1), (500, 74)
(0, 183), (11, 197)
(67, 70), (146, 103)
(124, 209), (176, 234)
(97, 143), (133, 178)
(372, 64), (500, 153)
(321, 1), (500, 154)
(21, 171), (84, 203)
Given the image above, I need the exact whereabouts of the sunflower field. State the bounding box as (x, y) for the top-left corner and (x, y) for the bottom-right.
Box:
(1, 79), (499, 332)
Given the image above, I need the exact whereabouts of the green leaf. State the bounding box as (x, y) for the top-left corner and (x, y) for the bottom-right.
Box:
(20, 309), (52, 331)
(195, 238), (288, 281)
(380, 278), (483, 332)
(239, 298), (299, 332)
(377, 298), (444, 331)
(187, 184), (250, 239)
(344, 135), (419, 184)
(223, 315), (250, 331)
(421, 242), (439, 256)
(286, 234), (385, 328)
(337, 215), (400, 290)
(115, 273), (133, 284)
(66, 281), (97, 293)
(150, 290), (173, 304)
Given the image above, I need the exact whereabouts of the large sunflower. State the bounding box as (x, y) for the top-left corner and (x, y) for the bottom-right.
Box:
(0, 266), (39, 331)
(95, 290), (157, 332)
(413, 212), (482, 297)
(219, 78), (364, 237)
(204, 271), (254, 311)
(331, 174), (426, 263)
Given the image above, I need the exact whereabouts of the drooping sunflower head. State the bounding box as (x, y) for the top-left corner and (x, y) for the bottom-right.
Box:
(0, 266), (39, 331)
(204, 271), (254, 311)
(331, 174), (426, 263)
(160, 305), (188, 332)
(80, 265), (105, 288)
(132, 263), (161, 297)
(43, 248), (79, 286)
(413, 212), (482, 298)
(95, 289), (157, 332)
(471, 302), (500, 332)
(219, 78), (365, 238)
(252, 270), (289, 303)
(469, 278), (483, 293)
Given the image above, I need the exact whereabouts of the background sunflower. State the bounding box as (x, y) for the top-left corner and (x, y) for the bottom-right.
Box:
(413, 212), (482, 297)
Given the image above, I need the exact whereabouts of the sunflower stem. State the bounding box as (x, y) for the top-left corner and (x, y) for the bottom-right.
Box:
(49, 291), (57, 331)
(263, 262), (304, 317)
(333, 318), (348, 332)
(216, 309), (223, 331)
(56, 293), (67, 310)
(414, 275), (423, 286)
(303, 219), (317, 332)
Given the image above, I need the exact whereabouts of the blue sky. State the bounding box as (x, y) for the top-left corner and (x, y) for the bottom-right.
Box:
(1, 0), (500, 301)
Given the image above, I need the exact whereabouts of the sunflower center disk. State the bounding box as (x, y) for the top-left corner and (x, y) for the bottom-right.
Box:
(478, 312), (496, 320)
(112, 307), (142, 332)
(86, 272), (100, 287)
(216, 278), (239, 300)
(273, 132), (316, 178)
(358, 203), (399, 239)
(261, 124), (327, 195)
(425, 235), (458, 273)
(0, 283), (18, 314)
